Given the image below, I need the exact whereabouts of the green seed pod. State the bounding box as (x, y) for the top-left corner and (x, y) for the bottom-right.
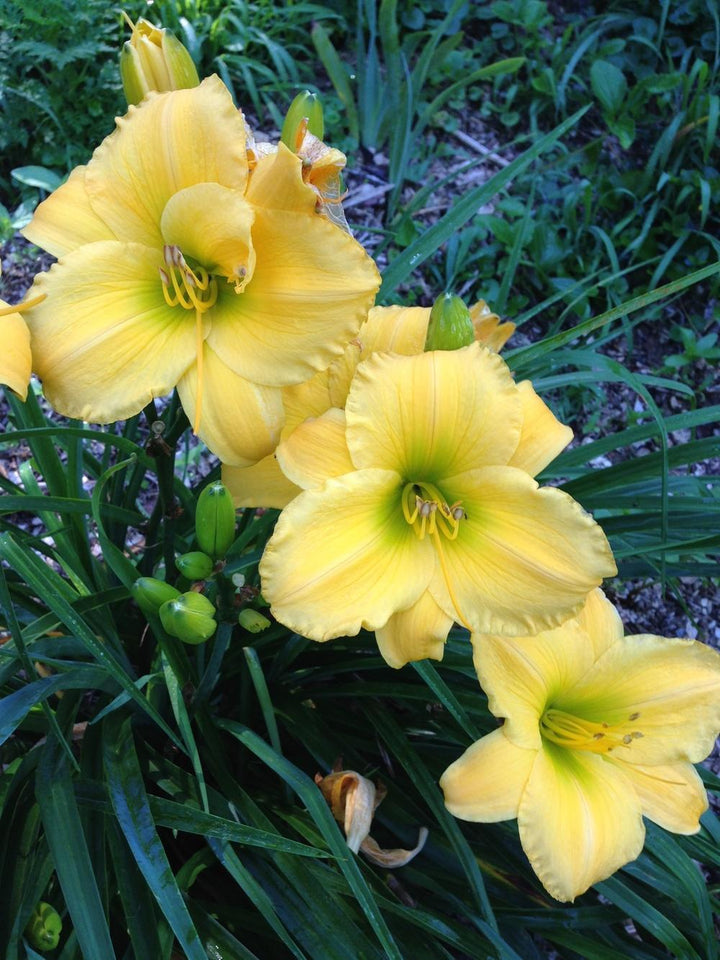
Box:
(195, 482), (236, 560)
(25, 901), (62, 952)
(425, 292), (475, 352)
(176, 551), (214, 581)
(238, 609), (272, 633)
(160, 592), (217, 644)
(131, 577), (182, 618)
(281, 90), (325, 151)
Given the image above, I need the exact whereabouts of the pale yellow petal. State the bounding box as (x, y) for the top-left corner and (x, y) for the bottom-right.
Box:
(245, 142), (317, 213)
(518, 744), (645, 901)
(557, 634), (720, 766)
(375, 591), (453, 669)
(85, 76), (248, 247)
(276, 409), (354, 490)
(177, 344), (284, 466)
(282, 369), (334, 433)
(574, 588), (623, 660)
(440, 727), (535, 822)
(359, 305), (430, 355)
(436, 466), (616, 636)
(472, 623), (594, 750)
(26, 242), (197, 422)
(1, 307), (31, 400)
(160, 184), (255, 282)
(260, 469), (434, 641)
(206, 209), (380, 386)
(345, 344), (522, 478)
(22, 166), (116, 257)
(506, 381), (573, 477)
(222, 454), (300, 509)
(470, 300), (514, 351)
(615, 760), (707, 834)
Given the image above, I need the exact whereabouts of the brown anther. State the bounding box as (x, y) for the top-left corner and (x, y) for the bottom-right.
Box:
(631, 731), (643, 739)
(163, 244), (174, 266)
(629, 712), (640, 721)
(451, 506), (465, 521)
(593, 732), (604, 740)
(159, 267), (170, 284)
(622, 734), (633, 744)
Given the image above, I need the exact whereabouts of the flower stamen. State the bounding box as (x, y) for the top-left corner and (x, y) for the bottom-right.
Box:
(160, 244), (218, 314)
(540, 708), (644, 755)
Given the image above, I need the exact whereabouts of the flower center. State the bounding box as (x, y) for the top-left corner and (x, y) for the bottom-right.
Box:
(159, 245), (219, 435)
(540, 708), (644, 755)
(401, 481), (465, 541)
(159, 245), (218, 313)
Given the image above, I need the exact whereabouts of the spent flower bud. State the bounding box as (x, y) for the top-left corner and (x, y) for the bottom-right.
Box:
(195, 481), (236, 560)
(120, 14), (199, 106)
(425, 293), (475, 352)
(281, 91), (324, 152)
(160, 592), (217, 644)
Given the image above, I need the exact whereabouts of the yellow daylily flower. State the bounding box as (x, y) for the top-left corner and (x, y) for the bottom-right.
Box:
(440, 589), (720, 902)
(20, 76), (380, 465)
(223, 300), (515, 505)
(259, 343), (616, 667)
(1, 301), (32, 400)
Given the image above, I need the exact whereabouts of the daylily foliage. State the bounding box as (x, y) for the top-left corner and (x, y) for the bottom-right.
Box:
(441, 590), (720, 902)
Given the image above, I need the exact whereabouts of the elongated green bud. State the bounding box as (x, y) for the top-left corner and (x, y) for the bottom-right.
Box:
(25, 901), (62, 952)
(160, 592), (217, 644)
(195, 481), (236, 560)
(131, 577), (181, 618)
(281, 91), (324, 151)
(238, 609), (272, 633)
(176, 551), (214, 581)
(425, 293), (475, 351)
(120, 14), (199, 107)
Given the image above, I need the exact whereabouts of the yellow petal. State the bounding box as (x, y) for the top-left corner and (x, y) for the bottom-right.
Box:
(84, 76), (248, 247)
(470, 299), (515, 351)
(574, 588), (623, 660)
(360, 305), (430, 355)
(1, 306), (31, 400)
(346, 344), (523, 478)
(518, 744), (645, 901)
(375, 591), (453, 669)
(177, 344), (284, 466)
(472, 621), (594, 750)
(222, 454), (300, 509)
(245, 142), (317, 213)
(440, 727), (535, 822)
(27, 242), (197, 422)
(557, 634), (720, 766)
(260, 469), (434, 641)
(282, 368), (334, 433)
(437, 466), (616, 636)
(22, 166), (116, 257)
(614, 760), (707, 834)
(160, 183), (255, 282)
(206, 208), (380, 386)
(276, 409), (354, 490)
(506, 380), (573, 477)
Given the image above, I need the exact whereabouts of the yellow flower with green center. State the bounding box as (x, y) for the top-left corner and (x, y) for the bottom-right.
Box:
(223, 300), (515, 508)
(19, 76), (380, 465)
(440, 589), (720, 902)
(1, 301), (32, 400)
(259, 343), (616, 667)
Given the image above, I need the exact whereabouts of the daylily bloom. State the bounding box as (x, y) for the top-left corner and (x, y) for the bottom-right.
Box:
(20, 77), (380, 465)
(259, 343), (616, 667)
(223, 300), (514, 507)
(440, 589), (720, 902)
(1, 301), (32, 400)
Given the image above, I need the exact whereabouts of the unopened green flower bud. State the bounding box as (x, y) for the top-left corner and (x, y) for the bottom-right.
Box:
(120, 14), (199, 107)
(175, 551), (214, 581)
(25, 901), (62, 952)
(131, 577), (181, 618)
(238, 608), (272, 633)
(281, 91), (324, 152)
(159, 592), (217, 644)
(195, 481), (236, 560)
(425, 293), (475, 352)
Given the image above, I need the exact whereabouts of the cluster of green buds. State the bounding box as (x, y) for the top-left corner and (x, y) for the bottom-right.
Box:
(425, 292), (475, 352)
(119, 13), (199, 106)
